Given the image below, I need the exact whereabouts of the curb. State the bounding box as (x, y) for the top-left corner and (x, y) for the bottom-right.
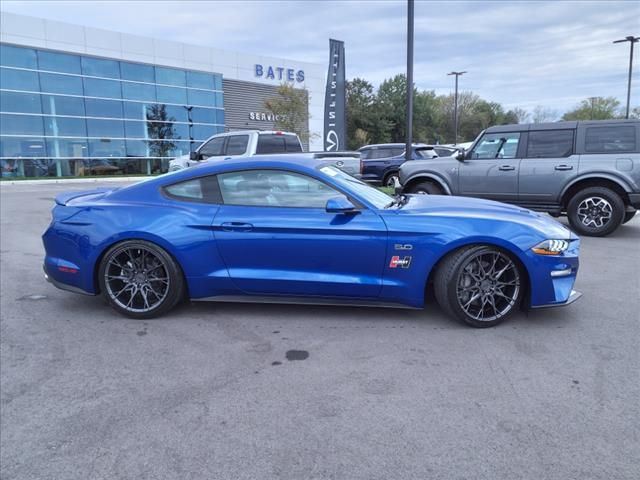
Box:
(0, 176), (153, 186)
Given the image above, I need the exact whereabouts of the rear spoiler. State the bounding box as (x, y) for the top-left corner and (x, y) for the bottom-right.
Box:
(54, 188), (114, 206)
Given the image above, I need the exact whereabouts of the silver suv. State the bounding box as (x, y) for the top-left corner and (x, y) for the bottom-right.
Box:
(400, 120), (640, 236)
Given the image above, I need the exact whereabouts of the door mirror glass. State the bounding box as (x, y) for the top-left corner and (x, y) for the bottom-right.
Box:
(189, 151), (200, 161)
(326, 196), (359, 214)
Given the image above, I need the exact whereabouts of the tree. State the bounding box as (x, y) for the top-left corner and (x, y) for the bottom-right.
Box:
(531, 105), (558, 123)
(145, 104), (177, 158)
(511, 107), (530, 123)
(264, 83), (310, 144)
(376, 74), (410, 143)
(562, 97), (620, 121)
(346, 78), (390, 149)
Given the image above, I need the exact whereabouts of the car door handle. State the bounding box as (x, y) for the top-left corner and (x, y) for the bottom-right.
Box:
(221, 222), (254, 232)
(224, 157), (232, 161)
(498, 165), (516, 171)
(554, 164), (573, 171)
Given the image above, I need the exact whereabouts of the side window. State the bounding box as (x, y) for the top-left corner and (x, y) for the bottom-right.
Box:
(225, 135), (249, 156)
(470, 132), (520, 159)
(359, 149), (371, 160)
(256, 135), (286, 154)
(163, 176), (222, 203)
(526, 130), (574, 158)
(199, 137), (225, 158)
(285, 135), (303, 152)
(584, 126), (636, 153)
(218, 170), (340, 208)
(390, 148), (405, 157)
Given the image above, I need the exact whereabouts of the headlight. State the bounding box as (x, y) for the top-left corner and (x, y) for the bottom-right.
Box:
(531, 239), (570, 256)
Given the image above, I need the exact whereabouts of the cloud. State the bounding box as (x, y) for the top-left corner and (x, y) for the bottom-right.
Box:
(1, 0), (638, 113)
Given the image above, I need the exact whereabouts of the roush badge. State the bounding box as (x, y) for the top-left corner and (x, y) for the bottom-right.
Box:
(389, 256), (412, 269)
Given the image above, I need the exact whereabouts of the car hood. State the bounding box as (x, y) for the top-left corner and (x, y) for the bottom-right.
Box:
(390, 194), (574, 239)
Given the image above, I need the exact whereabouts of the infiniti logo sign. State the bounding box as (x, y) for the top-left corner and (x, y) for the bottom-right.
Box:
(323, 39), (345, 152)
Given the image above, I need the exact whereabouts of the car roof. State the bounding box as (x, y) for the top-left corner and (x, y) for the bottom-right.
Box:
(211, 130), (299, 137)
(485, 119), (639, 133)
(358, 143), (428, 149)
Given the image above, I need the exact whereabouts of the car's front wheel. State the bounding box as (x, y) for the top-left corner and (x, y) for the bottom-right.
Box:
(407, 181), (443, 195)
(566, 187), (624, 237)
(434, 246), (523, 328)
(98, 240), (184, 319)
(384, 172), (400, 188)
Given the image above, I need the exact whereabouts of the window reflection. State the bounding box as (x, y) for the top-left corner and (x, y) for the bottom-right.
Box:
(1, 44), (225, 177)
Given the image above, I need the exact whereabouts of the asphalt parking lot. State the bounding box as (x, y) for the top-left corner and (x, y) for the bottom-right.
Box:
(1, 181), (639, 480)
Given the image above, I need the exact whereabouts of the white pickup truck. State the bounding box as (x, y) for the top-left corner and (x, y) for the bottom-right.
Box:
(169, 130), (303, 171)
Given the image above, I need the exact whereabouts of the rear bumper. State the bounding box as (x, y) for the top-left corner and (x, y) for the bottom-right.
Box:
(628, 193), (640, 209)
(44, 264), (95, 296)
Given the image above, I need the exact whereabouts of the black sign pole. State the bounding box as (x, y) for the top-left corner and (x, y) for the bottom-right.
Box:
(405, 0), (414, 162)
(324, 39), (346, 151)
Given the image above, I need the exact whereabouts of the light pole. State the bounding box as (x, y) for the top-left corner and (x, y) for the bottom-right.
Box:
(448, 71), (466, 144)
(405, 0), (414, 163)
(613, 35), (639, 119)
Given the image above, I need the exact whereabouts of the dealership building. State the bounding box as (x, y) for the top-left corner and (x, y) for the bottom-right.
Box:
(0, 12), (325, 177)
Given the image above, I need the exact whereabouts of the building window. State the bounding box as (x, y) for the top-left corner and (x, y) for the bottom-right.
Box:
(83, 77), (122, 99)
(155, 67), (186, 87)
(1, 68), (40, 91)
(121, 62), (155, 83)
(1, 91), (42, 114)
(81, 57), (120, 79)
(1, 43), (225, 177)
(0, 44), (38, 69)
(39, 72), (84, 95)
(38, 50), (82, 74)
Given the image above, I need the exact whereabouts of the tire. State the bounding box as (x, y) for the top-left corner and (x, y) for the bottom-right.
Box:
(566, 187), (625, 237)
(383, 172), (400, 188)
(434, 246), (523, 328)
(622, 209), (637, 224)
(408, 181), (443, 195)
(98, 240), (184, 319)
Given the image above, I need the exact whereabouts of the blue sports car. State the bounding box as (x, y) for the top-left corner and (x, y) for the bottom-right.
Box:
(43, 156), (581, 327)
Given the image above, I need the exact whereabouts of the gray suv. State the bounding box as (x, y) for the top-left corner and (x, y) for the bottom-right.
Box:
(400, 120), (640, 236)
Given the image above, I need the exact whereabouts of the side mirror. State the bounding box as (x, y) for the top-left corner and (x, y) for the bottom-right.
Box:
(326, 196), (359, 214)
(455, 150), (466, 161)
(189, 151), (200, 161)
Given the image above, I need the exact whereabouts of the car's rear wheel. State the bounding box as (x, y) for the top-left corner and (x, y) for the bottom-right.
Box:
(98, 240), (184, 319)
(408, 181), (443, 195)
(622, 209), (636, 224)
(567, 187), (624, 237)
(434, 246), (523, 328)
(384, 172), (400, 188)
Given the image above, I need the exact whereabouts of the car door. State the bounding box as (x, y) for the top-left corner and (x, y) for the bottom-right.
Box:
(212, 169), (388, 298)
(188, 136), (226, 167)
(518, 128), (577, 205)
(224, 134), (250, 159)
(458, 131), (522, 201)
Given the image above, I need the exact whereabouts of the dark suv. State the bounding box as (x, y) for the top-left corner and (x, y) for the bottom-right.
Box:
(358, 143), (437, 187)
(400, 120), (640, 236)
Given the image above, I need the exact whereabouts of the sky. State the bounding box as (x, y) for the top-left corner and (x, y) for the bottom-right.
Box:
(2, 0), (639, 116)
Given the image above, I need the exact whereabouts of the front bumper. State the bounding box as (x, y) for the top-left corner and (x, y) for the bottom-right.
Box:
(526, 237), (581, 308)
(530, 289), (582, 309)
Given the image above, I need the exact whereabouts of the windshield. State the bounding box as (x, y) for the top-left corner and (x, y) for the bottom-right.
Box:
(318, 165), (393, 209)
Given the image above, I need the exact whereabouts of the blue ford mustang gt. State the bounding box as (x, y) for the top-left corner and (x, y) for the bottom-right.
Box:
(43, 156), (581, 327)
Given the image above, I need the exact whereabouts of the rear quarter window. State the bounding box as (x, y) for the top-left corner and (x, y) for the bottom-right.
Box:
(584, 126), (636, 153)
(256, 134), (287, 154)
(163, 176), (222, 203)
(285, 135), (303, 152)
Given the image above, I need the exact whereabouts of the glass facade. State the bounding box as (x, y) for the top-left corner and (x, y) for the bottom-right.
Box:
(0, 43), (225, 177)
